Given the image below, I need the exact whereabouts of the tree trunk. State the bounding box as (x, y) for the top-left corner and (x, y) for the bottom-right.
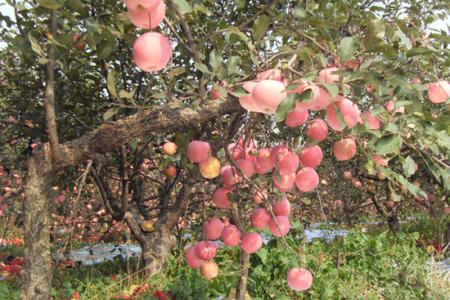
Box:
(18, 98), (236, 298)
(21, 154), (54, 300)
(343, 197), (353, 226)
(236, 252), (250, 300)
(387, 208), (400, 232)
(141, 231), (177, 276)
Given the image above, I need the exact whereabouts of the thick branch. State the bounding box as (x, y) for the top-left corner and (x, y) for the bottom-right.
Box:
(91, 165), (121, 220)
(44, 10), (63, 164)
(123, 208), (147, 245)
(368, 191), (387, 218)
(51, 97), (241, 170)
(119, 147), (129, 216)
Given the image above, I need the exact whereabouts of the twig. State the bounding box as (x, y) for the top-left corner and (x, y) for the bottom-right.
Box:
(167, 0), (206, 100)
(164, 17), (193, 54)
(296, 31), (335, 57)
(74, 160), (93, 203)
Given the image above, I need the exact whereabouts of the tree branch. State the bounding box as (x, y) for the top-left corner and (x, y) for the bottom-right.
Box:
(119, 147), (129, 216)
(44, 10), (63, 164)
(123, 208), (147, 245)
(38, 97), (239, 170)
(166, 0), (206, 100)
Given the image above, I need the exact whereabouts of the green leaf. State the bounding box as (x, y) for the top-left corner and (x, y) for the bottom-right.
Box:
(97, 39), (114, 59)
(256, 248), (268, 264)
(67, 0), (84, 12)
(103, 107), (118, 121)
(383, 168), (427, 198)
(297, 88), (313, 103)
(236, 0), (245, 8)
(130, 139), (138, 151)
(390, 186), (402, 202)
(226, 56), (241, 75)
(375, 135), (402, 155)
(118, 90), (134, 99)
(28, 33), (43, 56)
(194, 62), (210, 74)
(364, 19), (385, 50)
(107, 70), (118, 98)
(339, 36), (356, 62)
(172, 0), (192, 14)
(293, 7), (306, 19)
(39, 0), (62, 9)
(85, 18), (101, 33)
(209, 49), (222, 72)
(167, 67), (186, 79)
(275, 94), (296, 122)
(85, 33), (97, 50)
(384, 123), (398, 133)
(402, 156), (417, 178)
(297, 46), (314, 63)
(175, 131), (195, 152)
(252, 15), (271, 41)
(193, 4), (211, 16)
(322, 83), (339, 98)
(225, 26), (249, 42)
(38, 57), (48, 64)
(229, 86), (249, 97)
(406, 47), (434, 58)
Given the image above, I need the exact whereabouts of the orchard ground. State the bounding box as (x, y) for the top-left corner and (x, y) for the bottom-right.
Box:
(0, 213), (449, 299)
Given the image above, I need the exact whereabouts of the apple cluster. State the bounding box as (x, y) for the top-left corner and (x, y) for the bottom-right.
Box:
(124, 0), (172, 72)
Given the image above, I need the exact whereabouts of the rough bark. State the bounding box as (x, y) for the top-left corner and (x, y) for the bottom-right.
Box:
(55, 98), (240, 169)
(141, 232), (177, 276)
(236, 252), (250, 300)
(123, 206), (178, 277)
(44, 10), (63, 164)
(230, 200), (250, 300)
(343, 197), (353, 226)
(385, 184), (400, 232)
(21, 154), (54, 300)
(22, 13), (63, 296)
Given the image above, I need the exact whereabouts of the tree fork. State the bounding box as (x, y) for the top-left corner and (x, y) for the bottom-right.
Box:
(20, 98), (240, 298)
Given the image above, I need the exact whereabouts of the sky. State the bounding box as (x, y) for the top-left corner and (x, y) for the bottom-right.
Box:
(0, 0), (13, 23)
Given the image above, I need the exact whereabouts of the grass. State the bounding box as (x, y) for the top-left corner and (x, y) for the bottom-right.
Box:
(0, 217), (448, 299)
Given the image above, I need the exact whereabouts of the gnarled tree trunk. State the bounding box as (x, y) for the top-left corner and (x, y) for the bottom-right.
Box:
(21, 153), (54, 300)
(141, 231), (177, 276)
(20, 98), (239, 299)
